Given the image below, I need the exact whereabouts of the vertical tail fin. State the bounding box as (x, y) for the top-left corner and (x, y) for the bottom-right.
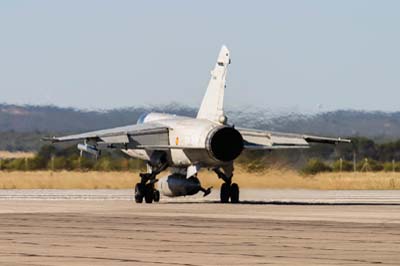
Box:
(197, 45), (231, 123)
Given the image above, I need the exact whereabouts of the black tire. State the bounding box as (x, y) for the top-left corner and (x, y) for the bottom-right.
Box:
(135, 183), (145, 203)
(220, 183), (230, 203)
(230, 183), (239, 203)
(144, 184), (154, 204)
(153, 190), (160, 202)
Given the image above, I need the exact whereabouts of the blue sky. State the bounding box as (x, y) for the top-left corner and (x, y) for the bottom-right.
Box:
(0, 0), (399, 112)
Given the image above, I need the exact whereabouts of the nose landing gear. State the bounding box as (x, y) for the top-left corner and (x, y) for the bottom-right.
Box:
(135, 158), (167, 204)
(135, 174), (162, 204)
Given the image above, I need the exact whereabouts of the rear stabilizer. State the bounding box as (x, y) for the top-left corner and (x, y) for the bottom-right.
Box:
(197, 45), (231, 123)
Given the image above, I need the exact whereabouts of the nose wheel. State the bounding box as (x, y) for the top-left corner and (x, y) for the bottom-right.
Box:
(135, 182), (160, 204)
(153, 189), (160, 202)
(134, 183), (145, 203)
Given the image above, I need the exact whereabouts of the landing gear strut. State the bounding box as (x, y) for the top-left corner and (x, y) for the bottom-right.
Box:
(214, 167), (239, 203)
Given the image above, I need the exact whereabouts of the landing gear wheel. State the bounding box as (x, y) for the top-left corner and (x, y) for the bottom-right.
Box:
(230, 183), (239, 203)
(220, 183), (230, 203)
(144, 184), (154, 204)
(153, 190), (160, 202)
(134, 183), (145, 203)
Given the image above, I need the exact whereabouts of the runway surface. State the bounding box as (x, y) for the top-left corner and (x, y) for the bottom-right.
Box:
(1, 189), (400, 265)
(2, 188), (400, 204)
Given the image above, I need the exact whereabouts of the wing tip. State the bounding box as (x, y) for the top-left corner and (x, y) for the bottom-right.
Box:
(41, 136), (58, 143)
(337, 137), (352, 144)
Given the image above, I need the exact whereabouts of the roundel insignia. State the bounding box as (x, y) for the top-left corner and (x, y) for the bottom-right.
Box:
(175, 137), (179, 145)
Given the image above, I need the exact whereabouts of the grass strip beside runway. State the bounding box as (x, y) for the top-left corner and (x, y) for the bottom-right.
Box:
(0, 169), (400, 189)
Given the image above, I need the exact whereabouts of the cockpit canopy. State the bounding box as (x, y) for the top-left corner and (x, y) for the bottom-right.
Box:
(136, 112), (149, 124)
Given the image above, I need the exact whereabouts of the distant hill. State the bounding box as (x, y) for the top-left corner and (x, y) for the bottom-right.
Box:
(237, 110), (400, 141)
(1, 103), (400, 150)
(0, 104), (195, 133)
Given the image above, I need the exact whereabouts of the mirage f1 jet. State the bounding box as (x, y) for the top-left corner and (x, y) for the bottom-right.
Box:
(46, 46), (350, 203)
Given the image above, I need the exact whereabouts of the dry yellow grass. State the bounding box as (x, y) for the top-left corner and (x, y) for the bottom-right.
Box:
(0, 169), (400, 189)
(200, 169), (400, 190)
(0, 171), (138, 189)
(0, 151), (35, 159)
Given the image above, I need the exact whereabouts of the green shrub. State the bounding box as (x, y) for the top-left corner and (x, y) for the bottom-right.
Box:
(301, 159), (332, 175)
(383, 161), (400, 172)
(79, 157), (96, 171)
(357, 159), (383, 172)
(4, 158), (27, 171)
(332, 160), (353, 172)
(50, 157), (68, 171)
(94, 158), (111, 171)
(128, 159), (146, 171)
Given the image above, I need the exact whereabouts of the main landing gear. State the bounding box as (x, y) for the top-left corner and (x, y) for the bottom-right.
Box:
(214, 168), (239, 203)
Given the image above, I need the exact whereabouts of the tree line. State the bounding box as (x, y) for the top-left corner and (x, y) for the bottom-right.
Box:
(1, 137), (400, 173)
(0, 145), (146, 172)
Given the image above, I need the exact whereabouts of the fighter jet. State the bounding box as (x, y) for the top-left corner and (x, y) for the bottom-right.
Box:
(45, 46), (350, 203)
